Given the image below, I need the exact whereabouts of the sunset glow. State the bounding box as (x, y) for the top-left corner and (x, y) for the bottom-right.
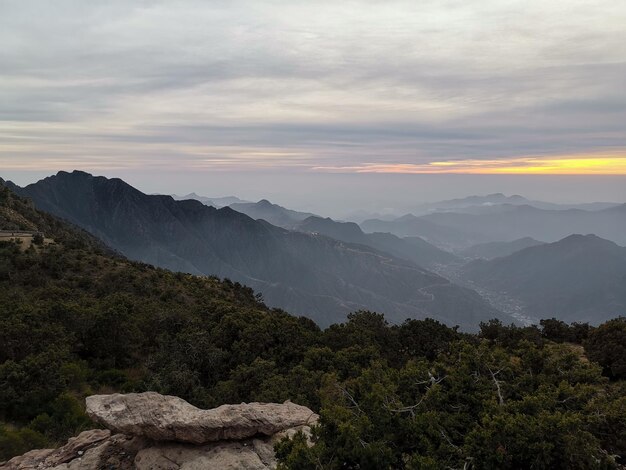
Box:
(314, 155), (626, 175)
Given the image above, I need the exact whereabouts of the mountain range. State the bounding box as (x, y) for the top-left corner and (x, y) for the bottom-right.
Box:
(343, 193), (620, 221)
(408, 193), (620, 215)
(460, 234), (626, 323)
(362, 203), (626, 250)
(5, 171), (503, 329)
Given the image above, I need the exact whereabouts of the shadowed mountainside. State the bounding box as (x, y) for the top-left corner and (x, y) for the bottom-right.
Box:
(460, 234), (626, 323)
(296, 215), (459, 269)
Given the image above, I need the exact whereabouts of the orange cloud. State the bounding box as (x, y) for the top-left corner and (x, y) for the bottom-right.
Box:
(313, 154), (626, 175)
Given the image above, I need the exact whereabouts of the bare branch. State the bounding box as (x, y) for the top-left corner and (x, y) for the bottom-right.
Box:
(487, 366), (504, 406)
(385, 396), (426, 417)
(335, 384), (363, 415)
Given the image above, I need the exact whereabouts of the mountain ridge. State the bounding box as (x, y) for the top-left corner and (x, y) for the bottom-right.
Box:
(297, 215), (459, 269)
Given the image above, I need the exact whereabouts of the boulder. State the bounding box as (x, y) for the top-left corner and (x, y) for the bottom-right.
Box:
(0, 432), (146, 470)
(0, 449), (54, 470)
(86, 392), (318, 444)
(1, 392), (318, 470)
(43, 429), (111, 466)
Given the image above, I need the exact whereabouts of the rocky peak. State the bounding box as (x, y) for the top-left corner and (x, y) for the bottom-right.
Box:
(1, 392), (318, 470)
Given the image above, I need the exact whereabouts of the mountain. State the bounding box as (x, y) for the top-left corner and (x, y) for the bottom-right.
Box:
(341, 210), (401, 224)
(417, 193), (529, 212)
(361, 214), (486, 251)
(173, 193), (250, 207)
(296, 216), (459, 269)
(8, 171), (503, 329)
(366, 203), (626, 250)
(460, 234), (626, 323)
(420, 204), (626, 245)
(229, 200), (316, 229)
(409, 193), (620, 215)
(461, 237), (545, 260)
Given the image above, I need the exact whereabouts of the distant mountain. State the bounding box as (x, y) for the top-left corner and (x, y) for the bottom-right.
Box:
(8, 171), (503, 329)
(295, 216), (459, 269)
(410, 193), (620, 215)
(172, 193), (250, 207)
(361, 214), (486, 251)
(420, 204), (626, 245)
(461, 237), (545, 260)
(229, 200), (316, 229)
(460, 234), (626, 323)
(341, 210), (401, 224)
(426, 193), (528, 209)
(365, 203), (626, 250)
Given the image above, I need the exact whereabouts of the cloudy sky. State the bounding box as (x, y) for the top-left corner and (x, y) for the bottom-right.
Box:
(1, 0), (625, 213)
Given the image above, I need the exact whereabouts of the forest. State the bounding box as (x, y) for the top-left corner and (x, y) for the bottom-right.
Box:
(1, 185), (625, 469)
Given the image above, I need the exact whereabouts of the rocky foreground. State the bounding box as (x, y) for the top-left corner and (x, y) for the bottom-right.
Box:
(1, 392), (318, 469)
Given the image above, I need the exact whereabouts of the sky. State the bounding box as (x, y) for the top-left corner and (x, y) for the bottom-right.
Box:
(1, 0), (625, 215)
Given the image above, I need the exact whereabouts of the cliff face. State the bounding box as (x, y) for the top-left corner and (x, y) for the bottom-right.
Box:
(1, 392), (318, 470)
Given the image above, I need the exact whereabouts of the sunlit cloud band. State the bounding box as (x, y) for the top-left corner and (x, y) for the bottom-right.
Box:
(313, 154), (626, 175)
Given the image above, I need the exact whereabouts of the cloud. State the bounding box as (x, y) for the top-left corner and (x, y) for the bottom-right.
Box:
(0, 0), (625, 172)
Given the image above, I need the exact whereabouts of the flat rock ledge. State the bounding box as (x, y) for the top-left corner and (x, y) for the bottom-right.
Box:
(86, 392), (317, 444)
(1, 392), (318, 470)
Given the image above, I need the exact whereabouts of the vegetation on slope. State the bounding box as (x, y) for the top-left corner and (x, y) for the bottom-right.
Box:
(1, 184), (625, 468)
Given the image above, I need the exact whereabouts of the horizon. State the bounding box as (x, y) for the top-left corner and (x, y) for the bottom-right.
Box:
(3, 168), (625, 218)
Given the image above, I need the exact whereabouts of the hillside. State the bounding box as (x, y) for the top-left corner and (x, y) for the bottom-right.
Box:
(7, 172), (502, 329)
(460, 234), (626, 323)
(0, 184), (323, 458)
(461, 237), (545, 259)
(297, 215), (459, 269)
(1, 184), (625, 468)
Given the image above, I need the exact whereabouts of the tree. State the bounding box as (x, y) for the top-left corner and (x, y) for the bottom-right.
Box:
(32, 233), (44, 246)
(585, 317), (626, 379)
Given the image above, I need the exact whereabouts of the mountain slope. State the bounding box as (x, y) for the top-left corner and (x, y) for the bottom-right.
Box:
(461, 237), (545, 260)
(460, 234), (626, 323)
(229, 200), (316, 229)
(297, 216), (459, 269)
(8, 172), (503, 329)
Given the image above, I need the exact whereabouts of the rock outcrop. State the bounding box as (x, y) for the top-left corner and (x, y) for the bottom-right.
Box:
(86, 392), (317, 444)
(1, 392), (318, 470)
